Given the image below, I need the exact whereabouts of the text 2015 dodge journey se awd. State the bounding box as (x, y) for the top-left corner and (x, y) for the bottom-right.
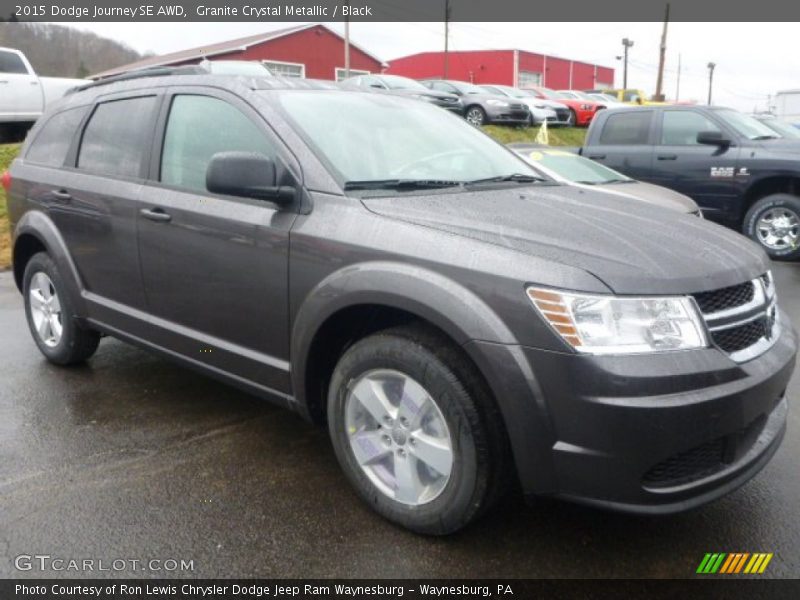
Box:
(5, 72), (797, 534)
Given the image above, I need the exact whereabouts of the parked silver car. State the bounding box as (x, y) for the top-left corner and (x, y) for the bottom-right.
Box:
(480, 84), (570, 126)
(421, 80), (530, 126)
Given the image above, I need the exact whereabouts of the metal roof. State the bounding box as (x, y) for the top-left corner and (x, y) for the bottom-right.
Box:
(90, 23), (387, 80)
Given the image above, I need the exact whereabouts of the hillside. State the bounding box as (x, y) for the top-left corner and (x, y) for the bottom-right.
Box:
(0, 22), (144, 78)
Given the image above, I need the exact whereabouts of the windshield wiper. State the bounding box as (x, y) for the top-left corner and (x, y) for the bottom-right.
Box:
(466, 173), (545, 185)
(752, 135), (779, 140)
(344, 179), (463, 191)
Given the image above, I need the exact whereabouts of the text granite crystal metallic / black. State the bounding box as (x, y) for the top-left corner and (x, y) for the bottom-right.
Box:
(4, 71), (796, 534)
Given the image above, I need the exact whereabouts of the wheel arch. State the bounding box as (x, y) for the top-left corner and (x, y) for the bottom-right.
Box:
(742, 175), (800, 225)
(290, 261), (519, 425)
(12, 210), (86, 315)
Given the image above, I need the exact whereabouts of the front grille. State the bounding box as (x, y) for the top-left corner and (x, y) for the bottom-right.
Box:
(692, 281), (754, 314)
(713, 318), (770, 353)
(555, 108), (570, 120)
(643, 417), (767, 489)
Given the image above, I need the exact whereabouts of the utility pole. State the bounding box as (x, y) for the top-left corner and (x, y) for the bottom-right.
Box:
(675, 53), (681, 101)
(707, 62), (716, 105)
(621, 37), (634, 89)
(443, 0), (451, 78)
(343, 2), (350, 79)
(654, 3), (670, 101)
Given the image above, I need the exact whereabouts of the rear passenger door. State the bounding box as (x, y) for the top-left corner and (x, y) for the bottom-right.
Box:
(137, 88), (298, 395)
(36, 93), (158, 323)
(583, 110), (655, 181)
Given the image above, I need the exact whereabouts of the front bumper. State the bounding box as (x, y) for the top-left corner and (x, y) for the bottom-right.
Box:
(466, 311), (796, 514)
(485, 105), (531, 125)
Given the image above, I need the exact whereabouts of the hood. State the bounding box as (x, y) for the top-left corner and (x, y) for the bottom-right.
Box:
(600, 181), (699, 214)
(361, 185), (768, 295)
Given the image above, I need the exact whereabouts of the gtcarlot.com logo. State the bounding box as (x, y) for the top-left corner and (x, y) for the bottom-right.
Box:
(696, 552), (773, 574)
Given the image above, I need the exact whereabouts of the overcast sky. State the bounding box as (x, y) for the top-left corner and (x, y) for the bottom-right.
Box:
(57, 21), (797, 112)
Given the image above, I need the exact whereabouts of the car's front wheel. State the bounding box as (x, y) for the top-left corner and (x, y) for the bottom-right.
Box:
(743, 194), (800, 261)
(23, 252), (100, 365)
(566, 108), (577, 127)
(327, 325), (509, 534)
(465, 106), (486, 127)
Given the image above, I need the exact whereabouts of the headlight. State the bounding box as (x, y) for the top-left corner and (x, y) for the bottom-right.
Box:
(486, 99), (509, 107)
(411, 94), (436, 102)
(527, 287), (707, 354)
(580, 104), (592, 110)
(533, 104), (547, 109)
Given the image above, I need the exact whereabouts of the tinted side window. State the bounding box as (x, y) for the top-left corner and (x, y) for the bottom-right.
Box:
(598, 111), (652, 145)
(661, 111), (722, 145)
(161, 95), (275, 193)
(0, 51), (28, 74)
(26, 106), (88, 167)
(78, 96), (157, 178)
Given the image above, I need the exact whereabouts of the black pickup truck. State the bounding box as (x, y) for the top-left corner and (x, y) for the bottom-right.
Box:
(577, 105), (800, 260)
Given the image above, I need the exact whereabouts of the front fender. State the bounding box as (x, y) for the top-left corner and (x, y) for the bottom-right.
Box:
(290, 261), (558, 492)
(291, 260), (520, 399)
(13, 209), (87, 316)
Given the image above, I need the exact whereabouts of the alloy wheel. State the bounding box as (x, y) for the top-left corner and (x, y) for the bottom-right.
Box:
(29, 272), (63, 348)
(344, 369), (454, 506)
(756, 207), (800, 250)
(465, 108), (485, 126)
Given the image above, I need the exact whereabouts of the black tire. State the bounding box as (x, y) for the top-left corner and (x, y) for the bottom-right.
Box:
(566, 108), (577, 127)
(23, 252), (100, 365)
(464, 105), (486, 127)
(743, 194), (800, 261)
(327, 324), (511, 535)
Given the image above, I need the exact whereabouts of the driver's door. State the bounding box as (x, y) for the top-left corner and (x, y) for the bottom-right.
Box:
(137, 88), (298, 395)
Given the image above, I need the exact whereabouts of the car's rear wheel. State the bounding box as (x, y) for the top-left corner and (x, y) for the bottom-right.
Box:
(743, 194), (800, 260)
(23, 252), (100, 365)
(465, 106), (486, 127)
(327, 324), (509, 534)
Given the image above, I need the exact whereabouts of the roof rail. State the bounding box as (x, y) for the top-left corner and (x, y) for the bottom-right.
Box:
(67, 65), (208, 94)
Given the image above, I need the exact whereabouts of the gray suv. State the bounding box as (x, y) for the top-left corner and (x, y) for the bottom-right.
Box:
(5, 72), (797, 534)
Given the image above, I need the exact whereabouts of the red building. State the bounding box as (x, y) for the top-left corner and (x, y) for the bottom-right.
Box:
(91, 24), (386, 81)
(387, 49), (614, 90)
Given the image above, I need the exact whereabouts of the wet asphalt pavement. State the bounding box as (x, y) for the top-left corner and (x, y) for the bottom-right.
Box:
(1, 264), (799, 580)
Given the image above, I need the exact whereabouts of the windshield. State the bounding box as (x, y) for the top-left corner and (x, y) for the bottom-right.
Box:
(758, 117), (800, 139)
(518, 148), (632, 184)
(275, 91), (539, 186)
(380, 75), (427, 91)
(452, 81), (487, 95)
(535, 87), (567, 100)
(496, 86), (529, 98)
(715, 109), (780, 139)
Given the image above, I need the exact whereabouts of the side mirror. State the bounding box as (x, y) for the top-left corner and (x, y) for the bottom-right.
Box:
(696, 130), (731, 147)
(206, 152), (294, 204)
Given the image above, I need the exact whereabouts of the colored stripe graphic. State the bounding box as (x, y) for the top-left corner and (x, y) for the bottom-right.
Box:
(699, 553), (772, 574)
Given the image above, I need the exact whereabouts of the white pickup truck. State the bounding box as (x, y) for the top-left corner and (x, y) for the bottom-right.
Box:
(1, 47), (86, 142)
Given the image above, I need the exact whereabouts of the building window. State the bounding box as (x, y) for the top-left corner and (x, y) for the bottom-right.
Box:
(262, 60), (305, 78)
(518, 70), (542, 87)
(335, 68), (370, 81)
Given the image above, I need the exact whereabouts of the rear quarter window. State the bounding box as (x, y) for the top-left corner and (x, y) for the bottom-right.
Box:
(26, 106), (88, 167)
(77, 96), (158, 178)
(0, 50), (28, 74)
(598, 111), (653, 145)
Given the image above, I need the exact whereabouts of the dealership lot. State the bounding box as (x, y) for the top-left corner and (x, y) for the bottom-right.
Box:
(0, 263), (798, 578)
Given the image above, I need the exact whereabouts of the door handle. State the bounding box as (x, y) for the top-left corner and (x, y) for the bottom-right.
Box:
(140, 207), (172, 223)
(657, 154), (678, 160)
(51, 190), (72, 203)
(587, 154), (606, 160)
